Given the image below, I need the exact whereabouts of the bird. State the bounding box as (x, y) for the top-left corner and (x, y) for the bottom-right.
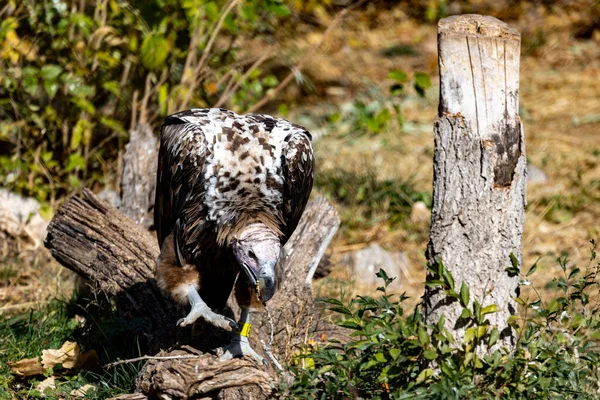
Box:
(154, 108), (314, 364)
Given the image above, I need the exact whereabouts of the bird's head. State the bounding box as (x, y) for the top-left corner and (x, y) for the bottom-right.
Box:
(232, 223), (281, 303)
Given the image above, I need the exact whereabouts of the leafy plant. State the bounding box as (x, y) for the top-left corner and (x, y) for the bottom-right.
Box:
(0, 0), (294, 206)
(282, 240), (600, 399)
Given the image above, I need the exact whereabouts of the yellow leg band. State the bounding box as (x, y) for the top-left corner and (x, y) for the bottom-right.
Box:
(239, 322), (252, 337)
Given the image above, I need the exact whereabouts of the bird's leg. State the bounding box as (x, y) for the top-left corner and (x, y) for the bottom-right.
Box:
(178, 284), (237, 331)
(217, 307), (268, 366)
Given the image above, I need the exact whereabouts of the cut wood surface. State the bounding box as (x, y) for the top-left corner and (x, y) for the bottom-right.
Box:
(45, 188), (339, 397)
(423, 14), (525, 350)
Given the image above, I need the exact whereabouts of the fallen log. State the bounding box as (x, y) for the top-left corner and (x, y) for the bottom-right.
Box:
(44, 189), (339, 398)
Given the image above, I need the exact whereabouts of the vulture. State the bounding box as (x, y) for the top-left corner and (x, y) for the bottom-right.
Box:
(154, 108), (314, 364)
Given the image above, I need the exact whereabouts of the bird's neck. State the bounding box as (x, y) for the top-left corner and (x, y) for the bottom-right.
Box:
(217, 212), (282, 246)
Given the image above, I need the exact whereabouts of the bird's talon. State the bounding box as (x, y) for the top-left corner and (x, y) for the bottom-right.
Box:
(177, 318), (185, 327)
(228, 319), (238, 330)
(262, 358), (269, 368)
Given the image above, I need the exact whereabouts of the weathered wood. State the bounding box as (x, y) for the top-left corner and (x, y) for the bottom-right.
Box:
(44, 189), (181, 348)
(423, 15), (526, 350)
(45, 189), (339, 396)
(136, 346), (273, 400)
(119, 123), (159, 228)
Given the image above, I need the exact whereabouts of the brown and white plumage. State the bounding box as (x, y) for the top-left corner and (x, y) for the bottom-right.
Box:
(154, 108), (314, 363)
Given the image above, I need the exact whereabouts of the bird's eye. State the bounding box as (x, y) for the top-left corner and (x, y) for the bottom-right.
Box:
(248, 249), (257, 261)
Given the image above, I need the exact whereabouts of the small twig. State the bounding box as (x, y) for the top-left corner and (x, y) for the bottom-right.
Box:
(261, 305), (284, 372)
(181, 0), (240, 108)
(104, 354), (203, 369)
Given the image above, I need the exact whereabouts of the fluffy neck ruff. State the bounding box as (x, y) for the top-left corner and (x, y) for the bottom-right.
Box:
(217, 212), (282, 246)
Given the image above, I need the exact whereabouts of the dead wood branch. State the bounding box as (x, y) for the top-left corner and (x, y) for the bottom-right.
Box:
(44, 189), (339, 397)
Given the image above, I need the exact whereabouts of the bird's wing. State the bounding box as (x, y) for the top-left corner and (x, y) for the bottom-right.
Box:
(154, 110), (209, 253)
(279, 128), (315, 244)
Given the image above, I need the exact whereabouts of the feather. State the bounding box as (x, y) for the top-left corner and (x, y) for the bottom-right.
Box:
(154, 108), (314, 265)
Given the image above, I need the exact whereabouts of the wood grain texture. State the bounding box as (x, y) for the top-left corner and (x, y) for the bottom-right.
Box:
(424, 14), (526, 351)
(119, 123), (158, 228)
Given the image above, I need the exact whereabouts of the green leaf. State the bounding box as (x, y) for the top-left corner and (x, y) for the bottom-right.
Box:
(513, 297), (526, 307)
(141, 32), (170, 70)
(464, 327), (476, 343)
(158, 84), (168, 115)
(263, 75), (278, 87)
(418, 326), (429, 346)
(44, 80), (59, 99)
(476, 326), (487, 338)
(338, 319), (362, 330)
(437, 315), (445, 332)
(22, 66), (39, 95)
(481, 304), (497, 315)
(489, 328), (500, 346)
(323, 298), (343, 306)
(71, 119), (86, 149)
(460, 281), (470, 307)
(266, 2), (291, 17)
(205, 2), (219, 21)
(99, 117), (126, 135)
(65, 153), (86, 172)
(376, 268), (395, 287)
(414, 72), (431, 96)
(328, 305), (352, 316)
(68, 174), (81, 188)
(416, 368), (433, 384)
(40, 64), (63, 81)
(389, 348), (401, 361)
(460, 308), (472, 319)
(71, 97), (95, 114)
(423, 348), (438, 360)
(529, 299), (541, 309)
(102, 80), (121, 97)
(373, 352), (387, 363)
(423, 280), (445, 288)
(387, 69), (409, 83)
(568, 267), (580, 280)
(441, 264), (455, 291)
(526, 262), (537, 277)
(510, 253), (519, 269)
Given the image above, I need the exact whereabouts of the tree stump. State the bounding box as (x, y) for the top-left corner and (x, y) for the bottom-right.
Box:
(119, 123), (158, 229)
(45, 189), (339, 398)
(423, 15), (526, 350)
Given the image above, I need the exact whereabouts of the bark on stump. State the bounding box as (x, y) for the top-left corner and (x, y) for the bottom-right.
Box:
(45, 189), (339, 398)
(423, 15), (526, 350)
(119, 123), (158, 229)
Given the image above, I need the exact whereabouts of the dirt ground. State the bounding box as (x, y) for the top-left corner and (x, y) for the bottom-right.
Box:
(296, 5), (600, 306)
(1, 3), (599, 314)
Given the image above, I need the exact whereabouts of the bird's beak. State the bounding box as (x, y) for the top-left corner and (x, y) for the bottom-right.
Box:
(257, 259), (276, 302)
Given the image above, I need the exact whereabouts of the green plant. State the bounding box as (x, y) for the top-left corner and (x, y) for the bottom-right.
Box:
(0, 292), (148, 398)
(0, 0), (294, 206)
(282, 240), (600, 399)
(316, 167), (431, 228)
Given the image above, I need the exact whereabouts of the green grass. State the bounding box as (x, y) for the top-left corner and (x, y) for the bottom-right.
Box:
(316, 167), (432, 229)
(0, 296), (144, 399)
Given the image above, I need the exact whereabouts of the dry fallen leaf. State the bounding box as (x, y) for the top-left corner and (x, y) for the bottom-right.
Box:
(42, 341), (80, 369)
(8, 357), (44, 377)
(36, 376), (56, 393)
(70, 384), (96, 398)
(9, 341), (100, 378)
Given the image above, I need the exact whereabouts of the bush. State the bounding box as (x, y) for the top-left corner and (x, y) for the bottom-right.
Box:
(282, 240), (600, 399)
(0, 0), (293, 205)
